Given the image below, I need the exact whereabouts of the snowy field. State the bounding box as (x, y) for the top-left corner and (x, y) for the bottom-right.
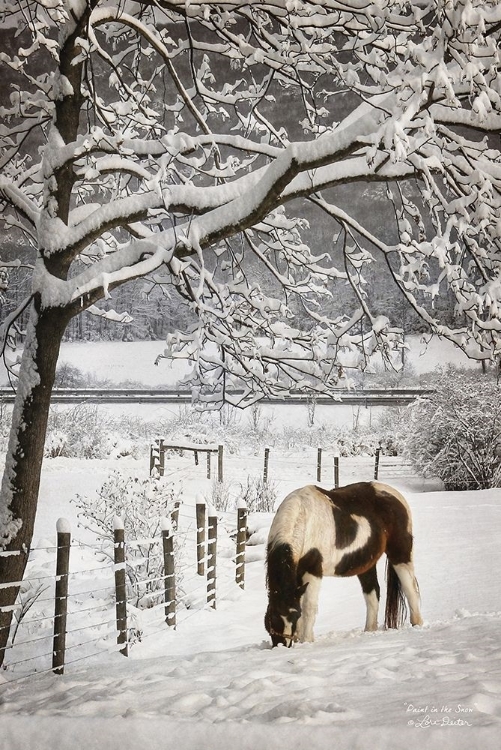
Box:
(0, 338), (499, 749)
(0, 453), (499, 750)
(0, 334), (479, 389)
(48, 333), (480, 383)
(0, 333), (483, 434)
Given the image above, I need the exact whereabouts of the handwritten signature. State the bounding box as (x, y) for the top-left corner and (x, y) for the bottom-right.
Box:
(408, 715), (473, 729)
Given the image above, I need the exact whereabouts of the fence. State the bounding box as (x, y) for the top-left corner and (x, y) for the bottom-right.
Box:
(150, 439), (224, 482)
(1, 501), (248, 680)
(150, 442), (416, 487)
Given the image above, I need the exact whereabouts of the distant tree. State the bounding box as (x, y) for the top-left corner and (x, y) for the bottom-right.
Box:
(0, 0), (501, 665)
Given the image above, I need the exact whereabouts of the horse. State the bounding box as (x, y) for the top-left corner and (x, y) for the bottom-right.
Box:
(264, 481), (423, 647)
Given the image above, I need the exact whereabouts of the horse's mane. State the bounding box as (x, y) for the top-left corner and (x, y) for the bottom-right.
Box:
(266, 541), (297, 598)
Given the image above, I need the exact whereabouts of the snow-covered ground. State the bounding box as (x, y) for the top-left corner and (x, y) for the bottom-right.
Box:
(0, 338), (499, 749)
(0, 453), (499, 750)
(0, 334), (479, 389)
(53, 334), (480, 382)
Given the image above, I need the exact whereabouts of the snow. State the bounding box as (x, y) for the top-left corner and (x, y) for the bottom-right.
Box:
(0, 338), (498, 748)
(0, 334), (477, 388)
(112, 515), (124, 532)
(0, 452), (499, 749)
(56, 518), (71, 535)
(160, 516), (172, 533)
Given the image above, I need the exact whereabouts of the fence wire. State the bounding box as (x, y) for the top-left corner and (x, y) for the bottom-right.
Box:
(1, 505), (245, 678)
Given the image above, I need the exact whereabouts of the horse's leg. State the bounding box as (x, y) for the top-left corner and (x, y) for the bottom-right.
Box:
(391, 562), (423, 626)
(296, 548), (323, 642)
(358, 566), (380, 631)
(297, 572), (322, 642)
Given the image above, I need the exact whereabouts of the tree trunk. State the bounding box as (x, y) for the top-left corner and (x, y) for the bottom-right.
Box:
(0, 297), (70, 666)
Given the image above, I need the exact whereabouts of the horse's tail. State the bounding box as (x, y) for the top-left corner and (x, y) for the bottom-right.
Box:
(384, 561), (408, 629)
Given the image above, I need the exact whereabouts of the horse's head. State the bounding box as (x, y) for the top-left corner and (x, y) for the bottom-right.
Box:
(264, 582), (308, 647)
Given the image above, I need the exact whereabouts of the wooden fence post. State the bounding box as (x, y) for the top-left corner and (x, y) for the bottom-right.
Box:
(217, 445), (224, 483)
(150, 439), (160, 475)
(113, 517), (128, 657)
(374, 447), (381, 480)
(334, 456), (340, 488)
(150, 439), (166, 476)
(159, 439), (165, 476)
(263, 448), (270, 483)
(317, 448), (322, 482)
(196, 502), (206, 576)
(170, 500), (181, 531)
(207, 512), (217, 609)
(235, 503), (247, 589)
(162, 519), (176, 628)
(52, 518), (71, 675)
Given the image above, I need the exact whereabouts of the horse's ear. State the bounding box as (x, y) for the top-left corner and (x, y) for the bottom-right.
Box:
(296, 581), (309, 598)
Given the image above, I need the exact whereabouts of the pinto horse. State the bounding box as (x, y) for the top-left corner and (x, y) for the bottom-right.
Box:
(264, 481), (423, 647)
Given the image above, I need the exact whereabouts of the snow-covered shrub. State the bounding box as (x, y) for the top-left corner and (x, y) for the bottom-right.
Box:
(280, 421), (401, 456)
(45, 404), (145, 459)
(54, 362), (88, 388)
(244, 403), (277, 453)
(204, 475), (277, 512)
(374, 406), (410, 455)
(44, 431), (67, 458)
(158, 403), (278, 456)
(238, 475), (279, 513)
(358, 360), (420, 389)
(72, 471), (182, 607)
(403, 368), (501, 490)
(102, 435), (140, 459)
(45, 404), (112, 458)
(9, 580), (48, 647)
(208, 478), (233, 512)
(54, 362), (112, 389)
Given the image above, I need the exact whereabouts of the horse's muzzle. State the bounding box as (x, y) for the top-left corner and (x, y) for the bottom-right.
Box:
(270, 631), (294, 648)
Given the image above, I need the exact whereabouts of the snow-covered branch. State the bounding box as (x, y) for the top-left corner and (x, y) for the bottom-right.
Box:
(1, 0), (500, 401)
(0, 182), (39, 227)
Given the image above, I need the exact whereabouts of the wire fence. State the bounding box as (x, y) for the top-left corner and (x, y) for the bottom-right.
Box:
(0, 501), (249, 681)
(151, 440), (418, 488)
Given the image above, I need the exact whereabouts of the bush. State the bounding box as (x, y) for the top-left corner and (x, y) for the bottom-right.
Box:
(238, 475), (279, 513)
(403, 368), (501, 490)
(157, 403), (277, 455)
(46, 404), (113, 458)
(55, 362), (111, 388)
(44, 404), (145, 459)
(72, 471), (182, 607)
(208, 478), (234, 512)
(40, 392), (409, 461)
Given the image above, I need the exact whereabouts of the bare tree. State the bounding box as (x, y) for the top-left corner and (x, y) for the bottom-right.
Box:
(0, 0), (500, 663)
